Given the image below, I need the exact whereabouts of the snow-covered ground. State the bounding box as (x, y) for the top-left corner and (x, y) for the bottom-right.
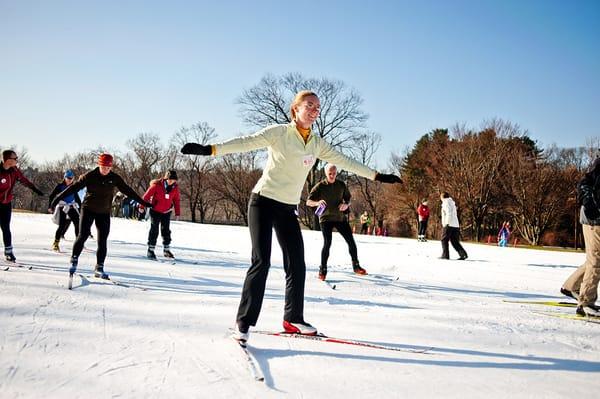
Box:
(1, 212), (599, 398)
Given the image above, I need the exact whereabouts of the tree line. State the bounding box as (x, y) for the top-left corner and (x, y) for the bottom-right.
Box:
(4, 73), (597, 247)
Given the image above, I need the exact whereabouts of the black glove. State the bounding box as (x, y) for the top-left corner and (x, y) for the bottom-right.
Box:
(143, 201), (153, 208)
(33, 187), (44, 196)
(374, 173), (403, 184)
(181, 143), (212, 155)
(583, 201), (600, 220)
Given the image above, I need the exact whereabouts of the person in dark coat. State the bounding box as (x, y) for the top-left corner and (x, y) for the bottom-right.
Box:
(307, 163), (367, 281)
(48, 169), (82, 252)
(0, 150), (44, 262)
(51, 153), (151, 279)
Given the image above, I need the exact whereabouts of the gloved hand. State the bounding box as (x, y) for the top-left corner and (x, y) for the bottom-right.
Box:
(142, 201), (153, 209)
(33, 187), (44, 196)
(181, 143), (212, 155)
(374, 173), (403, 184)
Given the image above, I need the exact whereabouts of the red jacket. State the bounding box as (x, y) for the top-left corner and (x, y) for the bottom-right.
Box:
(417, 204), (430, 221)
(143, 178), (181, 216)
(0, 164), (37, 204)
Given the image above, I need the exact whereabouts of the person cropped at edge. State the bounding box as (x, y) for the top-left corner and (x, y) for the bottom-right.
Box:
(0, 149), (44, 262)
(48, 169), (82, 252)
(439, 192), (468, 260)
(180, 90), (402, 343)
(307, 163), (367, 280)
(561, 156), (600, 317)
(51, 153), (151, 279)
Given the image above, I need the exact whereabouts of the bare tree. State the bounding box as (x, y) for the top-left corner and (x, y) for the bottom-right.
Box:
(122, 133), (165, 193)
(171, 122), (217, 223)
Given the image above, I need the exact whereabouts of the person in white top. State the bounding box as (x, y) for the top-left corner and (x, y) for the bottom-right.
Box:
(440, 192), (468, 260)
(181, 90), (402, 343)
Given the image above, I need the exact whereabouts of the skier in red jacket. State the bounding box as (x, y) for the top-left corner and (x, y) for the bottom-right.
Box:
(417, 199), (430, 242)
(1, 150), (44, 262)
(143, 170), (181, 259)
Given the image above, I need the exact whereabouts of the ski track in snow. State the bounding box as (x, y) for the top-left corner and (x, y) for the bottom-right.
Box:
(1, 213), (599, 398)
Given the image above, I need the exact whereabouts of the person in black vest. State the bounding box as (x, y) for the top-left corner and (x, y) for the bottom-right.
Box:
(51, 153), (151, 279)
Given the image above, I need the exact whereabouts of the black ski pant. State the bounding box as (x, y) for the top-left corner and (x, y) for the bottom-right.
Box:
(0, 202), (12, 250)
(441, 226), (467, 259)
(72, 208), (110, 266)
(320, 220), (359, 267)
(55, 206), (80, 240)
(237, 193), (306, 327)
(418, 219), (428, 237)
(147, 210), (172, 247)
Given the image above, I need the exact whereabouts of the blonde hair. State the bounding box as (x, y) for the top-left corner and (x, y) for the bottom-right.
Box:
(290, 90), (318, 121)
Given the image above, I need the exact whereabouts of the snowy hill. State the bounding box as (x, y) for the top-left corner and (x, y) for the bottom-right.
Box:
(1, 212), (599, 398)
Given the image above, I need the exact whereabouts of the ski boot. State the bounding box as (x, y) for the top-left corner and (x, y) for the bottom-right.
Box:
(352, 261), (367, 275)
(458, 251), (468, 261)
(94, 264), (109, 280)
(163, 247), (174, 259)
(232, 321), (250, 345)
(5, 246), (16, 262)
(318, 266), (327, 281)
(283, 320), (317, 335)
(52, 239), (60, 252)
(69, 256), (78, 275)
(147, 246), (157, 260)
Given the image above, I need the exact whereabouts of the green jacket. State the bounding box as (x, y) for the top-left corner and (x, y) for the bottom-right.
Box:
(215, 122), (377, 205)
(308, 179), (351, 223)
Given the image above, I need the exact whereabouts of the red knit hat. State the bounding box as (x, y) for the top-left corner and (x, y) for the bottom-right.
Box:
(97, 153), (114, 167)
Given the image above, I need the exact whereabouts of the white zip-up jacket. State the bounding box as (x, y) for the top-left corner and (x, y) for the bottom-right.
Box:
(441, 197), (460, 227)
(215, 122), (377, 205)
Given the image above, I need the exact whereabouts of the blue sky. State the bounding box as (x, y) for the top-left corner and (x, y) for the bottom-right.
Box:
(1, 0), (598, 168)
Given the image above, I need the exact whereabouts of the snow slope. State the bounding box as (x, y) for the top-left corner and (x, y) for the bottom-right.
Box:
(1, 212), (599, 398)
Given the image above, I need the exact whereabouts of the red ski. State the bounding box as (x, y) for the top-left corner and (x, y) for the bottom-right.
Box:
(251, 330), (432, 354)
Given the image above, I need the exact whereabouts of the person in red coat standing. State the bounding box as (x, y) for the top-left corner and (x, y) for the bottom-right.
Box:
(417, 199), (430, 242)
(1, 150), (44, 262)
(143, 170), (180, 259)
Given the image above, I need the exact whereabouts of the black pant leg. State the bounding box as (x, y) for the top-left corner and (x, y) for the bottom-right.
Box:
(273, 202), (306, 323)
(320, 221), (334, 267)
(55, 208), (69, 240)
(0, 202), (12, 249)
(419, 219), (428, 236)
(441, 226), (450, 258)
(336, 221), (359, 264)
(160, 212), (172, 246)
(72, 208), (94, 258)
(236, 194), (274, 327)
(147, 210), (161, 246)
(68, 207), (80, 237)
(94, 213), (111, 265)
(449, 227), (467, 256)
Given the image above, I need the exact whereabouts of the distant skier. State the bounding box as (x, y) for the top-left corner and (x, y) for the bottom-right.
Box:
(48, 169), (81, 252)
(0, 150), (44, 262)
(417, 199), (430, 242)
(561, 155), (600, 317)
(307, 163), (367, 281)
(439, 192), (468, 260)
(497, 221), (511, 247)
(142, 170), (180, 260)
(50, 153), (151, 279)
(359, 211), (371, 234)
(181, 90), (402, 343)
